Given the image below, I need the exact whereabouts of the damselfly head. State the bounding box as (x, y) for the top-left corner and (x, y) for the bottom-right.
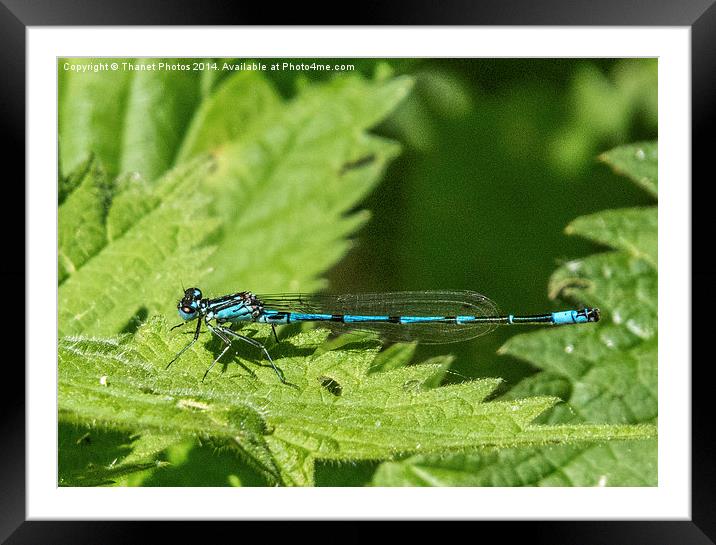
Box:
(177, 287), (203, 320)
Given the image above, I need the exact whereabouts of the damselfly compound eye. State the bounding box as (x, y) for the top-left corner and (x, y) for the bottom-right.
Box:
(183, 287), (202, 299)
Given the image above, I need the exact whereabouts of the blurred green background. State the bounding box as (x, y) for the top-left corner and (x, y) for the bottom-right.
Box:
(282, 58), (657, 388)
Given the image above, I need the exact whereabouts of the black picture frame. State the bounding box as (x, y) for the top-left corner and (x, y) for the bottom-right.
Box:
(5, 1), (710, 543)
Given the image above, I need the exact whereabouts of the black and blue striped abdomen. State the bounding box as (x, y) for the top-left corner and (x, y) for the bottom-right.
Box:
(259, 311), (510, 325)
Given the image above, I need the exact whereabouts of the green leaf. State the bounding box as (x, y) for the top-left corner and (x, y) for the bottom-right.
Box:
(369, 342), (418, 373)
(59, 318), (654, 487)
(58, 70), (418, 485)
(373, 439), (657, 486)
(59, 58), (133, 178)
(599, 142), (657, 197)
(118, 59), (202, 182)
(196, 74), (413, 294)
(60, 68), (411, 304)
(547, 61), (657, 177)
(59, 58), (202, 182)
(58, 156), (219, 336)
(566, 208), (657, 268)
(58, 156), (113, 284)
(175, 70), (281, 162)
(372, 141), (658, 486)
(58, 423), (176, 486)
(123, 438), (271, 486)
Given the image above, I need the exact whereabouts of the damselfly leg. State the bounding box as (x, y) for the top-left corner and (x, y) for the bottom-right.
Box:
(202, 322), (234, 381)
(195, 322), (286, 383)
(212, 325), (286, 384)
(166, 318), (202, 369)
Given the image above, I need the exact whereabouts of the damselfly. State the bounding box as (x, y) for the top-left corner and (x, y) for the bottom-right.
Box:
(167, 288), (600, 383)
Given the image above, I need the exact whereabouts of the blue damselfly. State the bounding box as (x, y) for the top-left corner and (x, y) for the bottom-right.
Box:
(167, 288), (600, 383)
